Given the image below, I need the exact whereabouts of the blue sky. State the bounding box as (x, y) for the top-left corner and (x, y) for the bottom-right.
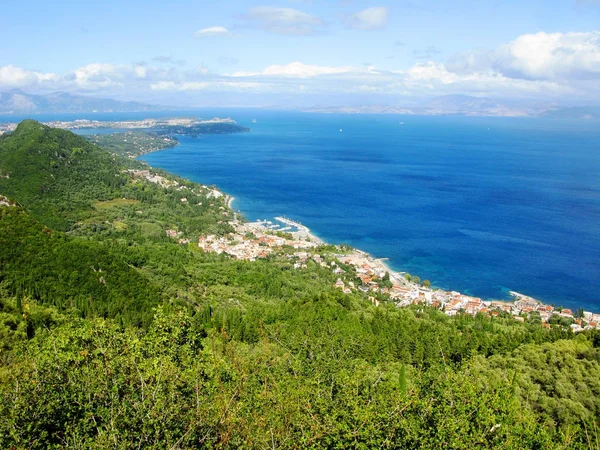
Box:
(1, 0), (600, 107)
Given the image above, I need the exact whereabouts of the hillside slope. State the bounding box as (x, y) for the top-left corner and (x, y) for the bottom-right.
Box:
(0, 121), (598, 448)
(0, 120), (127, 229)
(0, 89), (166, 114)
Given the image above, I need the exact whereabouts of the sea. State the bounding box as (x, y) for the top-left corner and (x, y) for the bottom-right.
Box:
(2, 110), (600, 311)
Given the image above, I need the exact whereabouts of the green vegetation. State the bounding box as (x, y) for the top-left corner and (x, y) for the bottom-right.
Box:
(0, 121), (598, 448)
(162, 121), (250, 136)
(86, 131), (178, 158)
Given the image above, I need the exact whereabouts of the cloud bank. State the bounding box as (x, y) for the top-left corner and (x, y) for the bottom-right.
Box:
(448, 31), (600, 81)
(1, 31), (599, 105)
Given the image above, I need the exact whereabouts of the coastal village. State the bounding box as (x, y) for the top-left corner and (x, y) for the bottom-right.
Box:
(120, 167), (600, 333)
(196, 198), (600, 332)
(1, 136), (597, 333)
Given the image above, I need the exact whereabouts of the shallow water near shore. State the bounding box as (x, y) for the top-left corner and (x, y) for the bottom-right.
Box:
(138, 110), (600, 311)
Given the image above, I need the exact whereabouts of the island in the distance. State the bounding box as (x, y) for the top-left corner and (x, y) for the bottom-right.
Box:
(0, 116), (250, 159)
(0, 116), (251, 138)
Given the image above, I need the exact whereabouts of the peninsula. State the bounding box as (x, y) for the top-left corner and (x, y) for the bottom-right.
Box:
(0, 116), (251, 136)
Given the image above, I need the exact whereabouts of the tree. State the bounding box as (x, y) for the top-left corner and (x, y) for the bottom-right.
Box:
(422, 280), (431, 288)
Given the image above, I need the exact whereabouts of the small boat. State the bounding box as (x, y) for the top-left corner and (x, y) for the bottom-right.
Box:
(340, 129), (343, 132)
(252, 119), (257, 124)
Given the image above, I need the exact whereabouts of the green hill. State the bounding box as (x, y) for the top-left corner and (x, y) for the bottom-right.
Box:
(0, 120), (127, 230)
(0, 121), (599, 448)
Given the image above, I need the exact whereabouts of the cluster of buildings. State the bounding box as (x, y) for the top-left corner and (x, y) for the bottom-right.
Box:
(38, 117), (213, 131)
(0, 195), (14, 207)
(124, 172), (600, 334)
(130, 169), (179, 188)
(0, 118), (233, 136)
(195, 214), (600, 333)
(198, 223), (319, 262)
(329, 250), (600, 332)
(165, 229), (190, 245)
(0, 123), (17, 135)
(129, 170), (230, 207)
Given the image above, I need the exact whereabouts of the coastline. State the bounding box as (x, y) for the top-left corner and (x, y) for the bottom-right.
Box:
(66, 124), (600, 328)
(279, 215), (600, 327)
(274, 216), (325, 245)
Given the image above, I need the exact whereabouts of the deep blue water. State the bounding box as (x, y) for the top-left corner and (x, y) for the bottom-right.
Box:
(141, 111), (600, 311)
(3, 110), (600, 310)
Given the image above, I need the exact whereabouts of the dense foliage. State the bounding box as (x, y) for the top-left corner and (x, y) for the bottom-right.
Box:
(0, 121), (598, 448)
(85, 131), (178, 158)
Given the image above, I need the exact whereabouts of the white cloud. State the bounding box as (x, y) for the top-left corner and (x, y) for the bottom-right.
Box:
(448, 31), (600, 81)
(2, 30), (599, 103)
(0, 65), (56, 88)
(134, 65), (147, 79)
(226, 59), (572, 98)
(149, 81), (178, 91)
(195, 26), (230, 37)
(240, 7), (324, 35)
(70, 63), (123, 90)
(346, 7), (388, 31)
(151, 80), (263, 91)
(398, 61), (569, 96)
(231, 62), (362, 78)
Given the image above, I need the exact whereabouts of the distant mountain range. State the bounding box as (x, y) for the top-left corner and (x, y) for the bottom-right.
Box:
(1, 89), (598, 119)
(304, 95), (600, 119)
(0, 89), (169, 114)
(539, 106), (600, 119)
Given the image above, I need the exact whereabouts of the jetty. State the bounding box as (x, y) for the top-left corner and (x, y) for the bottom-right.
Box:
(275, 216), (325, 244)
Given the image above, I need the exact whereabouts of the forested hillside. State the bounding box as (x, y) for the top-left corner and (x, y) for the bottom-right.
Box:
(0, 121), (599, 448)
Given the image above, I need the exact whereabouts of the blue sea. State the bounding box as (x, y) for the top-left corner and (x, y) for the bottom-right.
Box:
(3, 110), (600, 311)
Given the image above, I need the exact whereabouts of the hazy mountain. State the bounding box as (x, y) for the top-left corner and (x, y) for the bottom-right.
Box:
(304, 95), (535, 116)
(419, 95), (532, 116)
(540, 106), (600, 119)
(0, 89), (170, 114)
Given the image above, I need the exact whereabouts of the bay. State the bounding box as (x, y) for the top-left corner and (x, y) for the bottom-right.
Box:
(4, 110), (599, 311)
(141, 111), (600, 311)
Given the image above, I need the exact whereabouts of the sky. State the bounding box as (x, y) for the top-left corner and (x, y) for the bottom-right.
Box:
(1, 0), (600, 107)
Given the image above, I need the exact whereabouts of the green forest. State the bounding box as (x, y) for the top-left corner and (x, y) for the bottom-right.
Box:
(0, 121), (599, 449)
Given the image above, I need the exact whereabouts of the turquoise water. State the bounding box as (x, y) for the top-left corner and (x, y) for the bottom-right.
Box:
(141, 111), (600, 311)
(3, 110), (599, 310)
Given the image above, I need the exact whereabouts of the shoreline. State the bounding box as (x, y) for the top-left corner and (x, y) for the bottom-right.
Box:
(134, 140), (600, 325)
(274, 216), (325, 245)
(35, 120), (600, 327)
(235, 212), (599, 326)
